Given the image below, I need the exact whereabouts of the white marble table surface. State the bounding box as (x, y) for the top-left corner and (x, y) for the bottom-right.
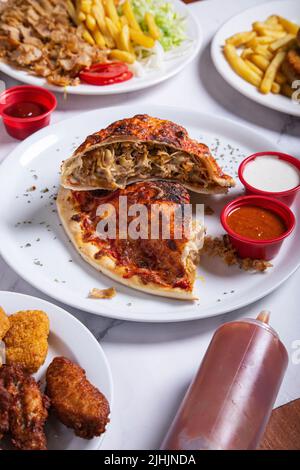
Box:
(0, 0), (300, 450)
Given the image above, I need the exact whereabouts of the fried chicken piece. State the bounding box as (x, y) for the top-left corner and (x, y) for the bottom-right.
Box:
(0, 378), (10, 439)
(4, 310), (49, 374)
(0, 364), (49, 450)
(46, 357), (110, 439)
(0, 307), (10, 340)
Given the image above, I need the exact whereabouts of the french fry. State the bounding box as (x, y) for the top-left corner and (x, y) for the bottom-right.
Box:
(241, 48), (253, 59)
(120, 15), (129, 27)
(106, 16), (120, 40)
(253, 45), (273, 60)
(118, 24), (131, 51)
(253, 24), (285, 37)
(129, 28), (155, 48)
(92, 3), (107, 32)
(223, 44), (261, 87)
(250, 54), (287, 84)
(250, 53), (271, 70)
(81, 0), (92, 14)
(78, 11), (86, 22)
(265, 15), (279, 25)
(259, 50), (286, 94)
(247, 36), (275, 48)
(244, 60), (280, 93)
(82, 28), (95, 45)
(271, 82), (281, 94)
(86, 13), (97, 31)
(93, 28), (106, 48)
(104, 0), (120, 28)
(104, 34), (115, 49)
(226, 31), (256, 47)
(277, 16), (299, 35)
(245, 59), (280, 93)
(253, 21), (283, 32)
(109, 49), (135, 63)
(145, 13), (160, 40)
(245, 59), (263, 77)
(123, 0), (141, 31)
(269, 34), (295, 52)
(67, 0), (78, 25)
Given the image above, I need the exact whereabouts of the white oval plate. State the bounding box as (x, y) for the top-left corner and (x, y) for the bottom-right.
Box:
(0, 0), (201, 95)
(0, 291), (113, 450)
(0, 104), (299, 322)
(211, 0), (300, 117)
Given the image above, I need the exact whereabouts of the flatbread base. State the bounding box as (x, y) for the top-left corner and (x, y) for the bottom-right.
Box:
(57, 187), (199, 301)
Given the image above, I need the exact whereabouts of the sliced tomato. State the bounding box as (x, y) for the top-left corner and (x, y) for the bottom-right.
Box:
(79, 62), (133, 86)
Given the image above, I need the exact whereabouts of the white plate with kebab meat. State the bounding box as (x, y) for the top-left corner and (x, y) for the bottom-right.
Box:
(0, 105), (299, 322)
(0, 0), (201, 95)
(0, 291), (113, 450)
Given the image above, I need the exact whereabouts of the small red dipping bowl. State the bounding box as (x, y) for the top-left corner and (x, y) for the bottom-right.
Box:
(238, 152), (300, 207)
(221, 195), (295, 260)
(0, 85), (57, 140)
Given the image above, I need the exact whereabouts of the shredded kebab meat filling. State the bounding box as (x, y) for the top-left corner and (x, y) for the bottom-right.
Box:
(67, 142), (215, 190)
(61, 115), (235, 194)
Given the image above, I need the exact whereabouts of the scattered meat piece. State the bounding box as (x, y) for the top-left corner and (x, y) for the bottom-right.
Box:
(0, 364), (49, 450)
(88, 287), (116, 299)
(46, 357), (110, 439)
(0, 0), (107, 87)
(0, 307), (10, 340)
(204, 205), (215, 215)
(203, 235), (273, 272)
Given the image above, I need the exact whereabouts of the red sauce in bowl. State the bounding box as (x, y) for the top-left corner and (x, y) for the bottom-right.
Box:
(227, 205), (286, 241)
(3, 101), (47, 119)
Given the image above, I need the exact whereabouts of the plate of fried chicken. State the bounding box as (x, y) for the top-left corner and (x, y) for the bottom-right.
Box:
(0, 291), (113, 450)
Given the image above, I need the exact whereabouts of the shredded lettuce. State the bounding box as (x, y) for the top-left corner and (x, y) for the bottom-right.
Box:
(131, 0), (186, 51)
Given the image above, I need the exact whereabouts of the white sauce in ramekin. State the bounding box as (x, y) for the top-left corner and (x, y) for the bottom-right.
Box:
(243, 155), (300, 192)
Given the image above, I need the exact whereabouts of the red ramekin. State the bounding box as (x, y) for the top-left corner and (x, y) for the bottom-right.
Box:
(0, 85), (57, 140)
(220, 195), (296, 260)
(238, 152), (300, 207)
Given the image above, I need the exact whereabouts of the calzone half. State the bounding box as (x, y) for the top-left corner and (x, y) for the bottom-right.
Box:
(57, 181), (204, 300)
(61, 115), (235, 193)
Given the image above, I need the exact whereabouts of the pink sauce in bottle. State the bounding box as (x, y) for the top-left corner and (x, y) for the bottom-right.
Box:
(161, 312), (288, 450)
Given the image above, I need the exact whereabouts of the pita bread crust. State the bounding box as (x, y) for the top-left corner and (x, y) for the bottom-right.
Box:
(61, 114), (235, 192)
(56, 187), (198, 300)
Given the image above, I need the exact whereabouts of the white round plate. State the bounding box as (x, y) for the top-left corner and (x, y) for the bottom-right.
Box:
(0, 0), (201, 95)
(0, 104), (299, 322)
(211, 0), (300, 117)
(0, 291), (113, 450)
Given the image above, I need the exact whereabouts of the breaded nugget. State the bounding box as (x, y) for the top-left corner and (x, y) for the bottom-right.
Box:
(4, 310), (49, 374)
(46, 357), (110, 439)
(0, 364), (49, 450)
(0, 307), (10, 340)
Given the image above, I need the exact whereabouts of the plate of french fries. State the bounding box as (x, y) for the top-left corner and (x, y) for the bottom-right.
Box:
(211, 0), (300, 116)
(0, 0), (202, 95)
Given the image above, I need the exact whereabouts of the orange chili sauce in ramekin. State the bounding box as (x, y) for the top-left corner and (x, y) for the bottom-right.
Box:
(227, 205), (287, 241)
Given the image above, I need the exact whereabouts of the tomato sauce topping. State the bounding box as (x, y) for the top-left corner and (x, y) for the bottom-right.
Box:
(71, 184), (193, 290)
